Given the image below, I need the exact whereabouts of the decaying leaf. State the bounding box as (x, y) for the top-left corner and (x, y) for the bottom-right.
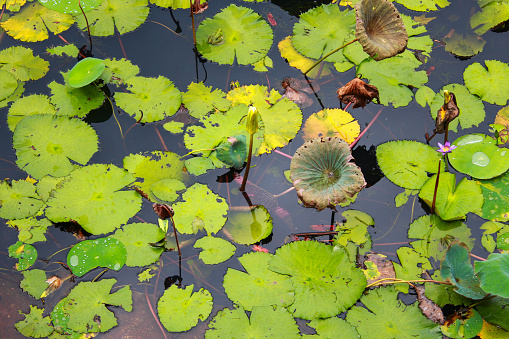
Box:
(360, 252), (395, 285)
(336, 77), (380, 108)
(281, 78), (313, 108)
(191, 0), (208, 14)
(434, 90), (459, 134)
(415, 284), (445, 325)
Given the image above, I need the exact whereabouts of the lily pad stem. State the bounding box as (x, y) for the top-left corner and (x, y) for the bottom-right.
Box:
(169, 214), (182, 258)
(303, 38), (358, 76)
(180, 149), (216, 158)
(240, 133), (254, 191)
(78, 0), (93, 55)
(431, 158), (442, 215)
(366, 277), (453, 289)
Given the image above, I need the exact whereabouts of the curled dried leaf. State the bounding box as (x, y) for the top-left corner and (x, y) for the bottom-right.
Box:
(191, 0), (208, 14)
(434, 91), (459, 134)
(153, 203), (175, 220)
(415, 284), (445, 325)
(337, 78), (379, 109)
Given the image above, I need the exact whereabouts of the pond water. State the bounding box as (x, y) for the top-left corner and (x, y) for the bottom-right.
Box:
(0, 0), (508, 338)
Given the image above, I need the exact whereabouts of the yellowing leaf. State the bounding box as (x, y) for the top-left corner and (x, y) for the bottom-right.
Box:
(302, 108), (360, 144)
(0, 2), (74, 42)
(278, 36), (332, 79)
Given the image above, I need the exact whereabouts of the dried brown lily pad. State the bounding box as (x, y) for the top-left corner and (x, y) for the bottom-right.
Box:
(415, 285), (445, 325)
(337, 78), (379, 108)
(355, 0), (408, 61)
(281, 78), (313, 108)
(290, 137), (366, 211)
(360, 253), (396, 285)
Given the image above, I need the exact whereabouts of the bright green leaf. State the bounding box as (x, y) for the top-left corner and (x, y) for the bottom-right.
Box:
(20, 269), (48, 300)
(475, 253), (509, 298)
(112, 223), (165, 267)
(464, 60), (509, 105)
(68, 58), (105, 88)
(194, 236), (236, 265)
(0, 46), (49, 81)
(15, 306), (54, 338)
(67, 237), (127, 276)
(182, 82), (231, 118)
(0, 179), (43, 220)
(8, 241), (38, 271)
(7, 94), (57, 132)
(38, 0), (103, 14)
(476, 169), (509, 222)
(224, 205), (273, 245)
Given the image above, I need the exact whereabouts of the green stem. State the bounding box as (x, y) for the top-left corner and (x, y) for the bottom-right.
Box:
(240, 133), (254, 192)
(303, 38), (358, 76)
(180, 149), (215, 158)
(366, 278), (453, 289)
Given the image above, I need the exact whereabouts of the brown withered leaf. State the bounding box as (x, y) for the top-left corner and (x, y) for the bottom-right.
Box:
(415, 284), (445, 325)
(191, 0), (208, 14)
(281, 83), (313, 108)
(360, 253), (396, 285)
(153, 203), (174, 220)
(282, 77), (319, 94)
(434, 91), (459, 134)
(337, 78), (379, 109)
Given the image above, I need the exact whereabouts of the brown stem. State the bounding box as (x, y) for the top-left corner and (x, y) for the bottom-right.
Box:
(78, 0), (93, 54)
(169, 214), (181, 258)
(431, 158), (442, 214)
(190, 0), (196, 46)
(240, 133), (254, 191)
(350, 108), (383, 149)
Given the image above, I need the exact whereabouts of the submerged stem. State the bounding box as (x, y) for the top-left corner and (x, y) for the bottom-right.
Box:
(303, 38), (358, 76)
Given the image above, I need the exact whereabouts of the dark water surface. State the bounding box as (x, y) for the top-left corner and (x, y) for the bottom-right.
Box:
(0, 0), (507, 337)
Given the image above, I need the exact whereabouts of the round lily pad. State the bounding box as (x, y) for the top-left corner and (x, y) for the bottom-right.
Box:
(215, 135), (247, 170)
(355, 0), (408, 61)
(224, 206), (273, 245)
(196, 4), (273, 65)
(8, 241), (38, 271)
(449, 134), (509, 179)
(67, 237), (127, 276)
(68, 58), (106, 88)
(38, 0), (103, 14)
(112, 223), (165, 267)
(290, 137), (366, 211)
(194, 236), (236, 265)
(0, 70), (18, 101)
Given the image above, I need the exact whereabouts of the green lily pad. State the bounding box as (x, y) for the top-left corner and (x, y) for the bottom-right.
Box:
(307, 317), (359, 338)
(182, 82), (231, 118)
(268, 241), (366, 320)
(67, 237), (127, 276)
(224, 206), (273, 245)
(99, 58), (140, 85)
(346, 286), (441, 338)
(38, 0), (103, 14)
(425, 271), (472, 308)
(48, 70), (105, 118)
(395, 0), (450, 11)
(419, 172), (484, 221)
(393, 247), (432, 294)
(292, 4), (355, 72)
(123, 151), (184, 203)
(0, 70), (17, 101)
(376, 140), (443, 189)
(429, 84), (485, 133)
(150, 178), (186, 203)
(8, 241), (38, 271)
(13, 115), (99, 179)
(75, 0), (149, 36)
(150, 0), (206, 9)
(157, 284), (213, 332)
(475, 296), (509, 331)
(441, 308), (483, 338)
(449, 134), (509, 179)
(357, 50), (428, 108)
(206, 306), (300, 339)
(194, 236), (236, 265)
(498, 232), (509, 250)
(0, 179), (43, 220)
(15, 306), (54, 338)
(441, 242), (487, 299)
(54, 279), (132, 333)
(68, 58), (105, 88)
(7, 216), (52, 244)
(173, 183), (228, 235)
(183, 157), (215, 176)
(115, 76), (181, 123)
(163, 121), (184, 134)
(464, 60), (509, 105)
(302, 108), (360, 144)
(0, 79), (24, 109)
(45, 164), (142, 235)
(7, 94), (57, 132)
(444, 32), (486, 58)
(215, 135), (247, 170)
(475, 253), (509, 298)
(223, 252), (294, 311)
(476, 169), (509, 222)
(415, 86), (436, 107)
(112, 223), (165, 266)
(0, 46), (49, 81)
(196, 4), (273, 65)
(471, 1), (509, 35)
(20, 269), (48, 300)
(291, 137), (366, 211)
(0, 0), (25, 11)
(0, 2), (74, 42)
(46, 44), (79, 57)
(408, 215), (474, 261)
(333, 210), (374, 260)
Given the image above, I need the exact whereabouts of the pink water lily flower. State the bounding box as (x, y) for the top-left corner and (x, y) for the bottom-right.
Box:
(436, 141), (457, 155)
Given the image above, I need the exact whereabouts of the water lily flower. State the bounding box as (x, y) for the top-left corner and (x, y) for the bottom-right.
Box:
(436, 141), (457, 155)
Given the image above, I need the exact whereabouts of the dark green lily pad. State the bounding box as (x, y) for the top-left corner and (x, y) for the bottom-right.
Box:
(8, 241), (38, 271)
(440, 308), (483, 339)
(215, 135), (246, 170)
(196, 4), (273, 65)
(449, 134), (509, 179)
(290, 137), (366, 211)
(223, 252), (294, 311)
(13, 114), (99, 179)
(224, 206), (273, 245)
(157, 284), (213, 332)
(440, 242), (487, 299)
(475, 296), (509, 331)
(15, 306), (54, 338)
(475, 253), (509, 298)
(45, 164), (142, 235)
(206, 306), (300, 338)
(68, 58), (105, 88)
(377, 140), (443, 189)
(268, 241), (366, 320)
(355, 0), (408, 61)
(444, 32), (486, 58)
(0, 179), (43, 220)
(67, 237), (127, 276)
(347, 286), (441, 338)
(419, 172), (484, 221)
(38, 0), (103, 14)
(476, 169), (509, 222)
